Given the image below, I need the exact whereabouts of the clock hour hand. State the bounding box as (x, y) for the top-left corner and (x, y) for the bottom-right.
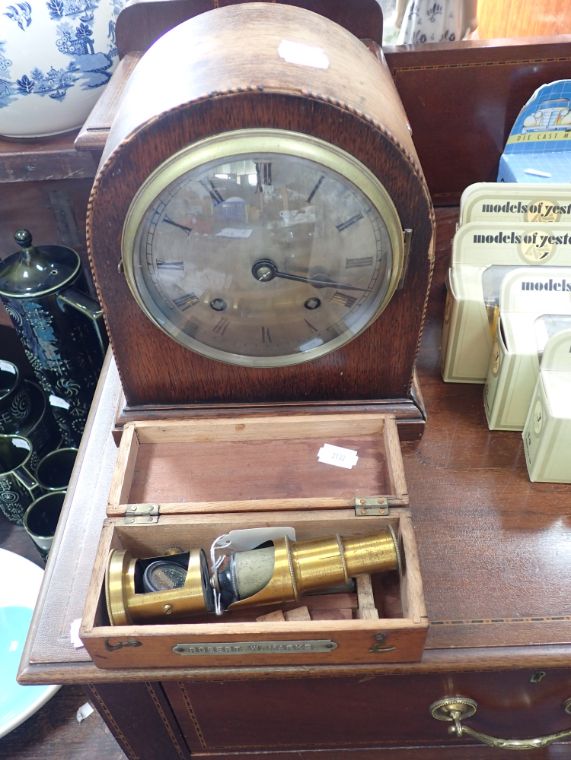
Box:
(252, 259), (370, 292)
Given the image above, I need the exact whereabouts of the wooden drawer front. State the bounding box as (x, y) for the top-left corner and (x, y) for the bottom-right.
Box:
(163, 670), (571, 753)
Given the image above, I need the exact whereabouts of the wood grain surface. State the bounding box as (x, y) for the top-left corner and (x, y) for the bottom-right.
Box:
(385, 36), (571, 204)
(108, 414), (406, 511)
(114, 0), (384, 58)
(0, 686), (124, 759)
(0, 136), (96, 184)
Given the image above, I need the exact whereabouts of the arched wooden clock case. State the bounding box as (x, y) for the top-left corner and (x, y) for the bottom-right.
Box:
(86, 2), (434, 435)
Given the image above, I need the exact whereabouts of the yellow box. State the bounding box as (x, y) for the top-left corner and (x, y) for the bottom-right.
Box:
(459, 182), (571, 225)
(523, 328), (571, 483)
(441, 266), (501, 383)
(441, 222), (571, 383)
(484, 269), (571, 431)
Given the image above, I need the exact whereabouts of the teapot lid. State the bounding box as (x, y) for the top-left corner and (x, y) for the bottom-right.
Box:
(0, 230), (80, 298)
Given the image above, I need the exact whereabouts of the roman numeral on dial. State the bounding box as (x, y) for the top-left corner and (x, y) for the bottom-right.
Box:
(331, 291), (357, 308)
(336, 212), (363, 232)
(201, 179), (224, 206)
(173, 293), (200, 310)
(307, 175), (325, 203)
(345, 256), (373, 269)
(255, 161), (272, 191)
(156, 259), (184, 270)
(163, 218), (192, 234)
(213, 317), (230, 336)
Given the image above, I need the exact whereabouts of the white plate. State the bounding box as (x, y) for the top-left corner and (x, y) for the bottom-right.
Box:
(0, 548), (60, 739)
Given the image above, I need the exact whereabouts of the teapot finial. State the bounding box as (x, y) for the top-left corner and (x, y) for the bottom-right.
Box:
(14, 229), (33, 248)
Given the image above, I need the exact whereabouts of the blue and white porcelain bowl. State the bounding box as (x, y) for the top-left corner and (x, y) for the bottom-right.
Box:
(0, 0), (125, 138)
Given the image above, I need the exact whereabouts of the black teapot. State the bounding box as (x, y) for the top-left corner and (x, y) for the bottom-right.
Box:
(0, 230), (107, 446)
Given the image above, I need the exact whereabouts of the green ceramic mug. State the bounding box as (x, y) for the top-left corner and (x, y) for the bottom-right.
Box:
(0, 359), (33, 433)
(0, 434), (42, 524)
(36, 447), (78, 492)
(18, 381), (61, 473)
(23, 491), (66, 559)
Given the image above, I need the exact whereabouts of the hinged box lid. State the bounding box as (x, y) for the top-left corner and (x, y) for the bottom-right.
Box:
(107, 412), (409, 519)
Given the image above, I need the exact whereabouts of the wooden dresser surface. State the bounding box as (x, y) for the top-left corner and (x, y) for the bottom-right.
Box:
(18, 207), (571, 684)
(15, 208), (571, 759)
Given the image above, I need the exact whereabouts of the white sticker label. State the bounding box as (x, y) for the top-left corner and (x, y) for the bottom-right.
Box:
(76, 702), (94, 722)
(216, 228), (253, 239)
(70, 617), (84, 649)
(215, 527), (296, 553)
(317, 443), (359, 469)
(278, 39), (329, 70)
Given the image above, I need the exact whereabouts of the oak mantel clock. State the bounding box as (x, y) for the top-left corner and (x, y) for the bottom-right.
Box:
(86, 2), (434, 435)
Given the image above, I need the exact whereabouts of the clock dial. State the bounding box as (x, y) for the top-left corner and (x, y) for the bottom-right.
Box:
(122, 130), (404, 367)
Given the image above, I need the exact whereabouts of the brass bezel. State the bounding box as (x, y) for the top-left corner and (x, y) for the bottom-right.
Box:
(122, 128), (404, 368)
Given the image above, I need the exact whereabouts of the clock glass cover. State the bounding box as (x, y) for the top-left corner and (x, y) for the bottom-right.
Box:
(122, 129), (404, 367)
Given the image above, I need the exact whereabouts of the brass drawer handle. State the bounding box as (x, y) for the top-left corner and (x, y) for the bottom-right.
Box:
(430, 696), (571, 751)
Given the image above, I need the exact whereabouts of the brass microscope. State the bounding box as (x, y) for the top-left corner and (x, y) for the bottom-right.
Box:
(105, 528), (401, 625)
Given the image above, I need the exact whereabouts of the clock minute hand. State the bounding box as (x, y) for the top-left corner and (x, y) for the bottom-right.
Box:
(252, 259), (370, 292)
(275, 270), (372, 292)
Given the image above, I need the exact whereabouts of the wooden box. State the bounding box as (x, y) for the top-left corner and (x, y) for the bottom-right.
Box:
(80, 413), (428, 669)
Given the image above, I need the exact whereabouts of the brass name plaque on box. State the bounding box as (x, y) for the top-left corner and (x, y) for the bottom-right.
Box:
(172, 640), (338, 656)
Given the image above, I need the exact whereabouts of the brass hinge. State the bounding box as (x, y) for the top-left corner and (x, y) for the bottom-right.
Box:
(354, 497), (389, 516)
(123, 503), (160, 525)
(105, 638), (142, 651)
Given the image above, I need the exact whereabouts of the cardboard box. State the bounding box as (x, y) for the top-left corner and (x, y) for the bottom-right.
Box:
(460, 182), (571, 225)
(498, 80), (571, 183)
(441, 222), (571, 383)
(484, 269), (571, 431)
(80, 413), (428, 669)
(523, 328), (571, 483)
